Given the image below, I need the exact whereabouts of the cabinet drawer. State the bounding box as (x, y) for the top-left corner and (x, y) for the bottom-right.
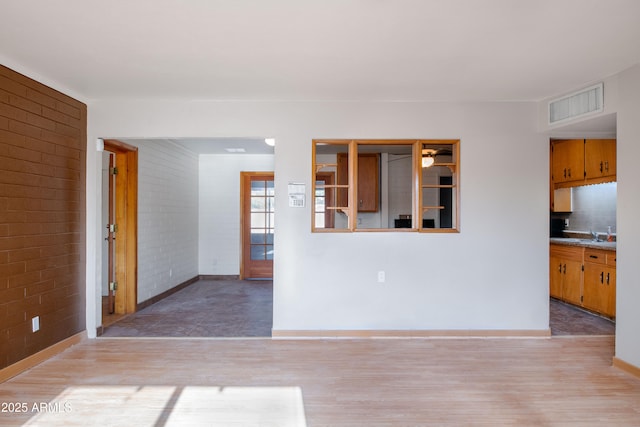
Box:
(584, 248), (616, 266)
(606, 252), (617, 267)
(550, 244), (583, 262)
(584, 248), (606, 264)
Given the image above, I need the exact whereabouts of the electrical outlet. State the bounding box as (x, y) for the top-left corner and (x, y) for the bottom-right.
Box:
(32, 316), (40, 332)
(377, 271), (385, 283)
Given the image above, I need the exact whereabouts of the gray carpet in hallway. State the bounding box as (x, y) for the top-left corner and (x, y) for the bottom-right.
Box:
(102, 279), (273, 337)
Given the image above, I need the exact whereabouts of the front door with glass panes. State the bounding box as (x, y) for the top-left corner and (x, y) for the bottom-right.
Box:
(241, 172), (274, 279)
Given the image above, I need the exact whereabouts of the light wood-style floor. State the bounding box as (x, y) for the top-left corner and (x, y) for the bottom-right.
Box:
(1, 336), (639, 426)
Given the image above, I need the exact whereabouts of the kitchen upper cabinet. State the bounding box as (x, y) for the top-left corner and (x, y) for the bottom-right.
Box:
(337, 152), (379, 213)
(582, 248), (616, 318)
(585, 139), (616, 180)
(550, 244), (583, 305)
(551, 139), (616, 188)
(356, 153), (379, 212)
(552, 139), (584, 184)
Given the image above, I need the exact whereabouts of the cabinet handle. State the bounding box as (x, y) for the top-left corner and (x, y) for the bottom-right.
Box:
(605, 161), (609, 172)
(568, 168), (571, 178)
(563, 168), (567, 178)
(563, 264), (566, 274)
(600, 272), (604, 284)
(600, 161), (603, 173)
(606, 272), (610, 285)
(559, 264), (562, 273)
(589, 255), (598, 259)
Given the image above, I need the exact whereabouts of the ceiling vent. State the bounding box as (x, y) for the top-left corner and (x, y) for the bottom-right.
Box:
(549, 83), (603, 125)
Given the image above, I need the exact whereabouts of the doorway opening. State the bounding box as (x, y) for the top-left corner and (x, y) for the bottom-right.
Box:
(101, 139), (138, 330)
(548, 137), (617, 336)
(98, 137), (275, 338)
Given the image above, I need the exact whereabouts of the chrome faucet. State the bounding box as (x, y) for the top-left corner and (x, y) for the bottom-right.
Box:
(590, 230), (600, 241)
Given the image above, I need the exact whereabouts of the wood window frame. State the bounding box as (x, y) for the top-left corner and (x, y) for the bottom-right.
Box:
(312, 139), (460, 233)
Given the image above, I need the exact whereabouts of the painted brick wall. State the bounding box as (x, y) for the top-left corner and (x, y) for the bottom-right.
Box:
(132, 140), (199, 303)
(0, 65), (86, 370)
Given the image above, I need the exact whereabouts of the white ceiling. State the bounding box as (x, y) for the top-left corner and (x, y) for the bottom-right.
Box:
(2, 0), (640, 104)
(171, 138), (275, 155)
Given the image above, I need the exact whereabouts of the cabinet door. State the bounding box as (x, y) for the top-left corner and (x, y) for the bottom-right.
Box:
(550, 256), (563, 299)
(356, 153), (379, 212)
(552, 139), (584, 183)
(601, 267), (616, 317)
(583, 262), (615, 315)
(562, 259), (582, 306)
(583, 263), (601, 313)
(337, 153), (380, 213)
(585, 139), (616, 179)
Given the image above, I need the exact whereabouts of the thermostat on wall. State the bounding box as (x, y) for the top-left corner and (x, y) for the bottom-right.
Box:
(288, 183), (305, 208)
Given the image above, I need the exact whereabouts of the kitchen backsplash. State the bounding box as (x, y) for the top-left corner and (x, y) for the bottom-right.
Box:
(553, 182), (617, 234)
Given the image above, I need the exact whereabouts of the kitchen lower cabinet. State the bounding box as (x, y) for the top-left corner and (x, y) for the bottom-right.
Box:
(550, 244), (616, 318)
(550, 244), (583, 305)
(583, 249), (616, 318)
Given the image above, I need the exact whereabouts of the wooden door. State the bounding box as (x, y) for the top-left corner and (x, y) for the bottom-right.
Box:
(241, 172), (275, 279)
(105, 153), (117, 314)
(552, 139), (584, 183)
(103, 140), (138, 316)
(585, 139), (616, 179)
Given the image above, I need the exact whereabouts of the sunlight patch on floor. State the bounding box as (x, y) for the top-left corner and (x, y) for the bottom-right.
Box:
(24, 385), (307, 427)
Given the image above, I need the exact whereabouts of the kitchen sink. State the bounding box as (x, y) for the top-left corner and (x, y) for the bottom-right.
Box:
(551, 237), (615, 247)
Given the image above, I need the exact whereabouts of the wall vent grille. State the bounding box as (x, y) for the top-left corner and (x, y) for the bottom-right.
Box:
(549, 83), (603, 125)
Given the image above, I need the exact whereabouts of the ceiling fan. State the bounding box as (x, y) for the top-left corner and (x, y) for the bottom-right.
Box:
(421, 145), (452, 168)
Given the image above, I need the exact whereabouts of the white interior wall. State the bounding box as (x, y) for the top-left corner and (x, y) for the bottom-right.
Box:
(125, 139), (200, 303)
(538, 63), (640, 369)
(198, 154), (275, 275)
(614, 64), (640, 368)
(87, 100), (549, 337)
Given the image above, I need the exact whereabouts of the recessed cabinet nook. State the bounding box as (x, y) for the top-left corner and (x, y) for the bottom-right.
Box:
(549, 138), (617, 319)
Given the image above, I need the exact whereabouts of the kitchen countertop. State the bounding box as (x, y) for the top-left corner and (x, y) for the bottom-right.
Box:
(550, 237), (616, 251)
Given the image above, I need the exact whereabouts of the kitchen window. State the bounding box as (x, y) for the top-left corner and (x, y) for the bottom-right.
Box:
(312, 139), (460, 232)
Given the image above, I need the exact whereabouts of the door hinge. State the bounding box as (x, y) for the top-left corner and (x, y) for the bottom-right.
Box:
(106, 223), (118, 233)
(109, 282), (118, 291)
(110, 167), (119, 175)
(581, 264), (584, 271)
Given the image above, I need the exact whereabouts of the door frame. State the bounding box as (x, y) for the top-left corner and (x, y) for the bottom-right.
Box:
(240, 171), (275, 279)
(103, 139), (138, 315)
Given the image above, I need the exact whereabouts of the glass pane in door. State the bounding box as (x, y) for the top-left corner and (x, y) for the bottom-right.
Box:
(250, 179), (275, 261)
